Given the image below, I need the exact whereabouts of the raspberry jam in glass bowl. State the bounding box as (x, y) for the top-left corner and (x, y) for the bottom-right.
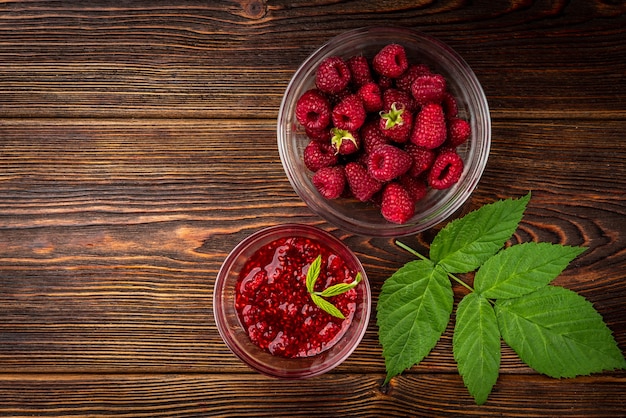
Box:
(214, 224), (371, 378)
(277, 26), (491, 237)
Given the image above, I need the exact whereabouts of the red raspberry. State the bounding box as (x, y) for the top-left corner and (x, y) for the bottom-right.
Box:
(381, 182), (415, 224)
(411, 103), (447, 149)
(382, 88), (417, 113)
(447, 117), (471, 147)
(295, 89), (331, 130)
(303, 141), (338, 172)
(367, 144), (412, 182)
(347, 55), (373, 87)
(315, 56), (351, 94)
(395, 64), (431, 92)
(331, 94), (366, 131)
(357, 82), (383, 113)
(313, 166), (346, 199)
(304, 126), (332, 142)
(330, 128), (361, 156)
(373, 44), (409, 79)
(377, 75), (394, 90)
(411, 74), (446, 106)
(379, 103), (413, 143)
(405, 143), (436, 177)
(344, 162), (382, 202)
(428, 149), (464, 189)
(399, 175), (428, 202)
(442, 92), (458, 119)
(361, 120), (390, 154)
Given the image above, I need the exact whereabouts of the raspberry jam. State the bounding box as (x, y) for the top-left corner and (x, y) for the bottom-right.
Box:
(235, 236), (359, 358)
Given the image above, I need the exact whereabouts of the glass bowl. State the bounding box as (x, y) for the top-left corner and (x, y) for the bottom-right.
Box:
(213, 224), (371, 379)
(277, 26), (491, 237)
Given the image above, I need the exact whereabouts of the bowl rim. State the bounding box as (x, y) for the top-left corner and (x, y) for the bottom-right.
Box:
(213, 223), (372, 378)
(277, 26), (491, 237)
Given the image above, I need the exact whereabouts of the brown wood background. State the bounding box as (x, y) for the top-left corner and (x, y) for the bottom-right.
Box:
(1, 1), (625, 416)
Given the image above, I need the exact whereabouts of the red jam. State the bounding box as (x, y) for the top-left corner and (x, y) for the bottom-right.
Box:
(235, 236), (359, 358)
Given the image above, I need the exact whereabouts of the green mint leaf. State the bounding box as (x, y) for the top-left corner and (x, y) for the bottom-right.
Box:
(453, 293), (501, 405)
(318, 272), (362, 297)
(377, 259), (453, 384)
(496, 286), (626, 378)
(306, 254), (322, 294)
(310, 293), (345, 319)
(430, 193), (531, 273)
(475, 243), (587, 299)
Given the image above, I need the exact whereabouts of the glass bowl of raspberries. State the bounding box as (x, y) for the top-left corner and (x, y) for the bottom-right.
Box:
(277, 26), (491, 237)
(213, 224), (371, 378)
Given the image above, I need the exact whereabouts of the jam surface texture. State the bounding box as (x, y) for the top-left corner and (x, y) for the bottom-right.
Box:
(235, 236), (358, 358)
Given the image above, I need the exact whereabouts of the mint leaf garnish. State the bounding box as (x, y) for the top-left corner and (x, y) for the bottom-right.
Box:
(376, 193), (625, 405)
(318, 272), (362, 297)
(376, 259), (453, 383)
(306, 254), (361, 319)
(496, 285), (626, 378)
(310, 293), (345, 320)
(430, 192), (530, 273)
(306, 254), (322, 294)
(475, 242), (587, 299)
(453, 293), (501, 405)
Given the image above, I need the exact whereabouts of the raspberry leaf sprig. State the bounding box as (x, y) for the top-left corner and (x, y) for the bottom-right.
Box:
(376, 192), (626, 405)
(306, 254), (362, 319)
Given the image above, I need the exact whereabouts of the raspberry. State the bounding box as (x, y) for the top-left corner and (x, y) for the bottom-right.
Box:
(399, 175), (428, 202)
(377, 75), (394, 90)
(367, 144), (412, 182)
(380, 182), (415, 224)
(344, 162), (382, 202)
(382, 88), (417, 113)
(411, 74), (446, 106)
(361, 120), (390, 154)
(330, 128), (360, 156)
(447, 117), (471, 147)
(304, 126), (332, 142)
(357, 82), (383, 113)
(303, 141), (338, 172)
(295, 89), (331, 130)
(313, 166), (346, 199)
(411, 103), (447, 149)
(379, 103), (413, 143)
(347, 55), (373, 87)
(428, 149), (464, 189)
(373, 44), (409, 79)
(441, 92), (458, 119)
(315, 56), (351, 94)
(331, 94), (366, 131)
(395, 64), (431, 92)
(405, 143), (436, 177)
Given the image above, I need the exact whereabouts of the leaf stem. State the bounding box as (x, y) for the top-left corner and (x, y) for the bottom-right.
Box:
(395, 240), (429, 261)
(395, 240), (474, 292)
(447, 272), (474, 292)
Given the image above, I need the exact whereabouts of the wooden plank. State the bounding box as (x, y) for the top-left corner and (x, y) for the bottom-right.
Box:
(0, 373), (624, 417)
(0, 119), (624, 374)
(0, 1), (624, 118)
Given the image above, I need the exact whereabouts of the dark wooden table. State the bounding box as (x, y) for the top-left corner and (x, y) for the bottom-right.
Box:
(1, 1), (625, 416)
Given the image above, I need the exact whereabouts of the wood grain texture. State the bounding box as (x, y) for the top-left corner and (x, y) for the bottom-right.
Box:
(0, 373), (625, 417)
(1, 0), (625, 415)
(0, 1), (624, 118)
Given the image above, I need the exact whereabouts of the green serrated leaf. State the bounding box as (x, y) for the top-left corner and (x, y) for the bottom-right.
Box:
(310, 293), (345, 319)
(377, 259), (453, 384)
(453, 293), (501, 405)
(430, 193), (531, 273)
(475, 243), (587, 299)
(306, 254), (322, 294)
(318, 272), (362, 297)
(496, 286), (626, 378)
